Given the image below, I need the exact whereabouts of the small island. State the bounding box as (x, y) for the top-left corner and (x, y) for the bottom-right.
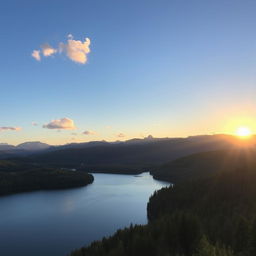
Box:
(0, 168), (94, 196)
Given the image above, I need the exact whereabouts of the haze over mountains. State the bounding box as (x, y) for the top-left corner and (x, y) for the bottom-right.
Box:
(0, 142), (51, 159)
(0, 141), (50, 151)
(0, 136), (156, 152)
(2, 134), (255, 173)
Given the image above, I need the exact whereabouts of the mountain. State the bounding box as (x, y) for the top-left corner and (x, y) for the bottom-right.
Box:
(0, 149), (31, 160)
(0, 143), (15, 151)
(16, 141), (50, 151)
(0, 141), (51, 159)
(22, 134), (255, 173)
(151, 148), (256, 183)
(48, 140), (110, 151)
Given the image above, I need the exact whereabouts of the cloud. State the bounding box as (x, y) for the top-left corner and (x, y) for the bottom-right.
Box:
(0, 127), (21, 132)
(41, 43), (57, 57)
(117, 133), (126, 138)
(83, 130), (96, 135)
(60, 36), (91, 64)
(32, 50), (41, 61)
(31, 35), (91, 64)
(43, 118), (76, 130)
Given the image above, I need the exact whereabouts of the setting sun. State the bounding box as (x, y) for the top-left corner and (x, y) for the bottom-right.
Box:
(235, 127), (252, 138)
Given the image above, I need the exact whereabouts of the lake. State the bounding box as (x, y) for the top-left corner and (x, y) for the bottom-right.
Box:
(0, 172), (169, 256)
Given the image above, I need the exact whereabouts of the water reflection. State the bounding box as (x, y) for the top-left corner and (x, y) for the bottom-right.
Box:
(0, 172), (169, 256)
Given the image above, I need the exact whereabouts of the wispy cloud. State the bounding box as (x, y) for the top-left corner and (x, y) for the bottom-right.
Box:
(31, 50), (41, 61)
(31, 35), (91, 64)
(43, 118), (76, 130)
(83, 130), (96, 135)
(117, 133), (126, 138)
(0, 127), (21, 132)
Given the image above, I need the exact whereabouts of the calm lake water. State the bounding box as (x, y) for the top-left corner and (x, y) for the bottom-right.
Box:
(0, 172), (169, 256)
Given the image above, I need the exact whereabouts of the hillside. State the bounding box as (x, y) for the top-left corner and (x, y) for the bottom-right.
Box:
(19, 134), (251, 173)
(151, 148), (256, 183)
(70, 149), (256, 256)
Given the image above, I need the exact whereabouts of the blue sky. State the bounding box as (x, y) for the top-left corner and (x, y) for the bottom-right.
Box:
(1, 0), (256, 145)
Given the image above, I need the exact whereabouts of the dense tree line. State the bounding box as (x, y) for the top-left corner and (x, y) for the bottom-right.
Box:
(0, 168), (94, 195)
(147, 167), (256, 255)
(70, 149), (256, 256)
(151, 149), (256, 183)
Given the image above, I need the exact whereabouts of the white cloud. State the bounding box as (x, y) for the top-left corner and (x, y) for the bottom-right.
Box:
(43, 118), (76, 130)
(83, 130), (96, 135)
(32, 50), (41, 61)
(32, 35), (91, 64)
(117, 133), (125, 138)
(0, 127), (21, 132)
(60, 36), (91, 64)
(41, 43), (57, 57)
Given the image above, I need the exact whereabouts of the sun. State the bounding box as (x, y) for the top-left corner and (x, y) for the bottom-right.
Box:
(235, 127), (252, 138)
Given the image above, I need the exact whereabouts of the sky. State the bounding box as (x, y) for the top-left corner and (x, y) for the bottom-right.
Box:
(1, 0), (256, 145)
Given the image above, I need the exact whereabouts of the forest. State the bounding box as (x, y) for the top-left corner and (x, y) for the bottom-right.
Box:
(70, 149), (256, 256)
(0, 168), (94, 196)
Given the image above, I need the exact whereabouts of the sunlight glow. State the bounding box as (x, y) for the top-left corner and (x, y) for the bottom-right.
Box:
(235, 127), (252, 138)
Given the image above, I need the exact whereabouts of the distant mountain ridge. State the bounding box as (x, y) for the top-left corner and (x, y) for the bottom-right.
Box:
(2, 135), (256, 169)
(0, 141), (50, 151)
(9, 134), (255, 174)
(0, 136), (174, 155)
(0, 143), (16, 150)
(0, 142), (51, 159)
(16, 141), (50, 151)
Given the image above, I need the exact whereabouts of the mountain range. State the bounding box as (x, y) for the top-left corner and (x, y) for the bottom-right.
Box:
(0, 141), (50, 151)
(2, 134), (255, 174)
